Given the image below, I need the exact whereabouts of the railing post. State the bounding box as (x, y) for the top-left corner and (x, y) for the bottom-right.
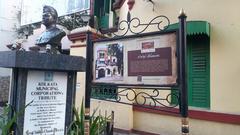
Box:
(179, 9), (189, 135)
(85, 30), (93, 135)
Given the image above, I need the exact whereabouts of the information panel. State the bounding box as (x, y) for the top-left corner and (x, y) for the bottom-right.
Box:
(93, 32), (178, 86)
(128, 47), (172, 76)
(23, 71), (67, 135)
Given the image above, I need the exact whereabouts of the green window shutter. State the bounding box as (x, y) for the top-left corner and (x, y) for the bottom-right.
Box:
(188, 36), (210, 108)
(94, 0), (110, 29)
(100, 15), (109, 29)
(94, 0), (101, 17)
(104, 0), (110, 14)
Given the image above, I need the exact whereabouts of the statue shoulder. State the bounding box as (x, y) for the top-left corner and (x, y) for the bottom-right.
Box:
(36, 31), (51, 45)
(49, 27), (66, 37)
(36, 27), (66, 45)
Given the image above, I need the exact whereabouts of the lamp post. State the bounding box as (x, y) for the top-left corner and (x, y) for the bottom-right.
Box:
(179, 9), (189, 135)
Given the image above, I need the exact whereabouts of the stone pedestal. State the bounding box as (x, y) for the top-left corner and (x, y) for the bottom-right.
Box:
(0, 51), (85, 135)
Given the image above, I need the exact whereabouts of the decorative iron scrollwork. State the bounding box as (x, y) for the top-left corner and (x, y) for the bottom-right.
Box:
(104, 12), (170, 37)
(115, 87), (179, 108)
(91, 85), (180, 113)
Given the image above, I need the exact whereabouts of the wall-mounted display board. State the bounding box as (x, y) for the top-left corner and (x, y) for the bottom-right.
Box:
(93, 31), (178, 86)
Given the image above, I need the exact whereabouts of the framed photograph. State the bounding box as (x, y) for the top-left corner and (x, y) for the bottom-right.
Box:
(94, 43), (124, 83)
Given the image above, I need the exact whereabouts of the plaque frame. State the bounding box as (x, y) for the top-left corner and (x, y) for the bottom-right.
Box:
(92, 30), (180, 87)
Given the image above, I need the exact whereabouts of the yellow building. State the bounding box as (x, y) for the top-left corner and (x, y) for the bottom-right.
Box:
(69, 0), (240, 135)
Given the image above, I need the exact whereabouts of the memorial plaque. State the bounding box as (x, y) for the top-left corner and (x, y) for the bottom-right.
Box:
(23, 70), (67, 135)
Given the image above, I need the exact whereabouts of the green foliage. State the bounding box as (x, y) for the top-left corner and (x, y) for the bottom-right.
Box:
(0, 105), (11, 135)
(67, 100), (109, 135)
(0, 101), (33, 135)
(107, 44), (124, 75)
(67, 104), (84, 135)
(89, 109), (108, 135)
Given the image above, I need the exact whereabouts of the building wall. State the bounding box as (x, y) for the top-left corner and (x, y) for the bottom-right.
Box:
(0, 0), (20, 51)
(0, 0), (20, 76)
(0, 76), (10, 104)
(115, 0), (240, 134)
(70, 0), (240, 134)
(133, 111), (240, 135)
(91, 99), (133, 131)
(118, 0), (240, 113)
(0, 0), (20, 100)
(70, 46), (86, 109)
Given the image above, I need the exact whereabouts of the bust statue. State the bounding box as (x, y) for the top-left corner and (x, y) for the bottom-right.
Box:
(35, 5), (66, 54)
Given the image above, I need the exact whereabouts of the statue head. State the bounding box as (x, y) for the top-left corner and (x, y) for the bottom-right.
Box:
(42, 5), (58, 28)
(33, 5), (66, 54)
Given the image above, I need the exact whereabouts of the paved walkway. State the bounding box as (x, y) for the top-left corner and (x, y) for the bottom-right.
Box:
(113, 132), (140, 135)
(114, 132), (139, 135)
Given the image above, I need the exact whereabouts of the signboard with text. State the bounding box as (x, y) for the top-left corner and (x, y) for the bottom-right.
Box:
(23, 70), (68, 135)
(93, 31), (178, 86)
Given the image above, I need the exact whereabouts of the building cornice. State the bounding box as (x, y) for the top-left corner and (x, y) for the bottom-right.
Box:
(113, 0), (126, 10)
(67, 26), (105, 43)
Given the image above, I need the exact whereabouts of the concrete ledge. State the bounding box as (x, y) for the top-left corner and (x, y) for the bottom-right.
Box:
(0, 51), (86, 71)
